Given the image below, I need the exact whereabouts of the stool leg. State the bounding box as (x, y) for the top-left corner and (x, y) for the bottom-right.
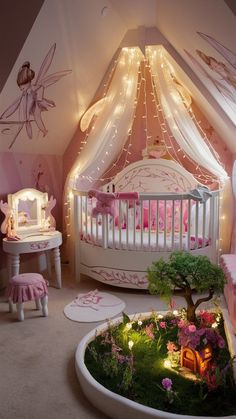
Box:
(41, 295), (48, 317)
(16, 302), (24, 321)
(35, 298), (42, 310)
(8, 298), (15, 313)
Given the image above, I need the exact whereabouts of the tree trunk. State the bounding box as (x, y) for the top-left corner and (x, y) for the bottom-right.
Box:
(186, 304), (197, 323)
(184, 290), (197, 323)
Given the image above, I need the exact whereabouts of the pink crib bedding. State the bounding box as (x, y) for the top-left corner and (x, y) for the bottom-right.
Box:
(114, 200), (189, 233)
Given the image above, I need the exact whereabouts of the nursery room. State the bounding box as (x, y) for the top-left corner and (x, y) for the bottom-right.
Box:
(0, 0), (236, 418)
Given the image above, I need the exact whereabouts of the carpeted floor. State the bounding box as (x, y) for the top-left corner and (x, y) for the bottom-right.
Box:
(0, 265), (227, 419)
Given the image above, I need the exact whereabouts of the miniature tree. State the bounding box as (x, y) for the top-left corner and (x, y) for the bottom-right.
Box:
(147, 251), (225, 323)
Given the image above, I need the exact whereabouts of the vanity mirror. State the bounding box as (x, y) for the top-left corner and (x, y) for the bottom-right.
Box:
(0, 188), (56, 239)
(9, 189), (48, 234)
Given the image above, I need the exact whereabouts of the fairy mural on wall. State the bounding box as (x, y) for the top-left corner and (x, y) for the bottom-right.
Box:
(184, 32), (236, 125)
(0, 43), (72, 149)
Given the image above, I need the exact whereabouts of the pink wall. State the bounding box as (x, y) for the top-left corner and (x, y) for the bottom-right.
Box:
(0, 151), (63, 275)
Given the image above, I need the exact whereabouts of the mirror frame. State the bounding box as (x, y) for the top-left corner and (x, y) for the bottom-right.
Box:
(8, 188), (49, 235)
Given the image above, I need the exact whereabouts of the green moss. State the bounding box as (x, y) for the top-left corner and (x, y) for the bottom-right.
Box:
(84, 312), (236, 416)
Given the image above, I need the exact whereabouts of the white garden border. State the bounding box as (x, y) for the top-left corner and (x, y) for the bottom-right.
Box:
(75, 309), (236, 419)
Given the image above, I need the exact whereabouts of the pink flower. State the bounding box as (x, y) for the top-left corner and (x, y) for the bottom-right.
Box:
(159, 322), (166, 329)
(162, 378), (172, 391)
(199, 310), (216, 327)
(145, 323), (154, 339)
(188, 324), (197, 333)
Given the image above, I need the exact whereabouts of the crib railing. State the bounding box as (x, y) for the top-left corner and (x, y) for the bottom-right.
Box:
(73, 190), (219, 253)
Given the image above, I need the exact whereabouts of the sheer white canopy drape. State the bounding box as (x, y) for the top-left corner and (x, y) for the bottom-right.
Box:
(146, 45), (228, 183)
(68, 47), (143, 191)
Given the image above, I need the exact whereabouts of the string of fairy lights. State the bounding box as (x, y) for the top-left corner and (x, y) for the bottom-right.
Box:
(64, 46), (227, 245)
(74, 51), (224, 187)
(77, 55), (118, 155)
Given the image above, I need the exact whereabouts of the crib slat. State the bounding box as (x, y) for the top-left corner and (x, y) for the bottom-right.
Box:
(106, 214), (109, 247)
(148, 200), (151, 249)
(89, 197), (93, 240)
(133, 200), (136, 249)
(102, 214), (107, 248)
(83, 197), (87, 238)
(74, 194), (80, 281)
(78, 195), (82, 234)
(209, 194), (218, 257)
(119, 200), (122, 249)
(95, 203), (98, 242)
(85, 197), (88, 238)
(164, 200), (167, 251)
(171, 200), (175, 250)
(156, 199), (159, 250)
(112, 209), (115, 249)
(187, 199), (191, 251)
(195, 201), (199, 249)
(179, 199), (183, 250)
(202, 201), (206, 247)
(141, 200), (143, 249)
(126, 200), (129, 248)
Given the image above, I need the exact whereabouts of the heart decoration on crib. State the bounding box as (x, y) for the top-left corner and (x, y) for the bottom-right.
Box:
(63, 289), (126, 322)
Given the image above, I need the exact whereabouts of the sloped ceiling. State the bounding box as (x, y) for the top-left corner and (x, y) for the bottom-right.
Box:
(0, 0), (235, 156)
(0, 0), (44, 93)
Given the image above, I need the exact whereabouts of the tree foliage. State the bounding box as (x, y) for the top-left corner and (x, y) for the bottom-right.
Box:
(147, 251), (226, 323)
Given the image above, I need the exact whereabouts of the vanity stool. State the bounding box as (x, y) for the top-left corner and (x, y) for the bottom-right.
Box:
(5, 273), (48, 321)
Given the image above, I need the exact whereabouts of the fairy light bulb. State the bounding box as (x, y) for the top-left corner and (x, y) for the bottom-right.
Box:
(125, 322), (132, 331)
(128, 340), (134, 350)
(164, 359), (171, 368)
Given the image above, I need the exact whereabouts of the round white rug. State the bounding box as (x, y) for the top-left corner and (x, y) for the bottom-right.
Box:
(64, 289), (126, 322)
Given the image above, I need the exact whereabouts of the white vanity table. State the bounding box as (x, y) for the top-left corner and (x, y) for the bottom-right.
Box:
(1, 188), (62, 289)
(3, 231), (62, 288)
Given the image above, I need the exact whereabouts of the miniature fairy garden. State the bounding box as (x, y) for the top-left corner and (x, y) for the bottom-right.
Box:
(80, 252), (236, 417)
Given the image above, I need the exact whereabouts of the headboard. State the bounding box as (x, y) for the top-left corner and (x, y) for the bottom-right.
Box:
(103, 159), (200, 193)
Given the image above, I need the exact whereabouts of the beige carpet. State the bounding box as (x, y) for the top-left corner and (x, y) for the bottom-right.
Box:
(0, 266), (227, 419)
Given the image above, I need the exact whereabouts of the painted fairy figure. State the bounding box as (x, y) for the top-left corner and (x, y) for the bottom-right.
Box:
(0, 43), (71, 149)
(196, 50), (236, 91)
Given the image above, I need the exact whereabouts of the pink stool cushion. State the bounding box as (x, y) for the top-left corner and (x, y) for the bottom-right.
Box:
(5, 273), (48, 304)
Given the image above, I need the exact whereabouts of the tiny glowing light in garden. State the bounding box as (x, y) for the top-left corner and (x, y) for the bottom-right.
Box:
(125, 322), (132, 330)
(138, 320), (142, 326)
(173, 310), (178, 316)
(128, 340), (134, 350)
(164, 359), (171, 368)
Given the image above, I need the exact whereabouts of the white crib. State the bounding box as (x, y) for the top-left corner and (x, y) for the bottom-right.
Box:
(73, 159), (220, 289)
